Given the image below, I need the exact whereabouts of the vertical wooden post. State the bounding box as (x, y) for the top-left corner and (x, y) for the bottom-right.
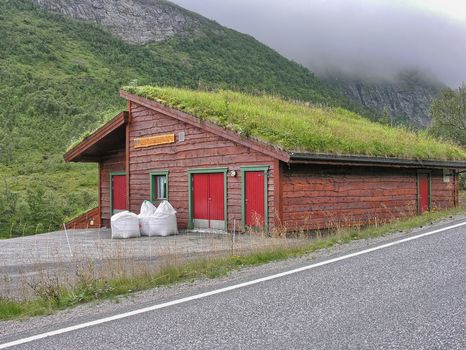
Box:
(126, 101), (132, 212)
(97, 162), (102, 227)
(273, 159), (283, 229)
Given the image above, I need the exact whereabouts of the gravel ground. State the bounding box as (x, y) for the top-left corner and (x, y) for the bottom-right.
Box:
(0, 228), (296, 298)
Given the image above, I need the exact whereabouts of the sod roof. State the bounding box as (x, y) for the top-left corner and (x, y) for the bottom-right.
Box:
(123, 86), (466, 161)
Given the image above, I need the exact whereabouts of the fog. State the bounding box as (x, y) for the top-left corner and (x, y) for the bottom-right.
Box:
(172, 0), (466, 86)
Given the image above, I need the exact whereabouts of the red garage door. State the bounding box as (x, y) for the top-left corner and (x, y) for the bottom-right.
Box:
(245, 171), (266, 228)
(418, 174), (430, 214)
(192, 173), (225, 230)
(111, 174), (127, 215)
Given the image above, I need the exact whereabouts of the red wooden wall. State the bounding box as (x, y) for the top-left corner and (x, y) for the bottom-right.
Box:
(128, 102), (276, 231)
(431, 171), (457, 210)
(65, 207), (101, 229)
(281, 165), (457, 231)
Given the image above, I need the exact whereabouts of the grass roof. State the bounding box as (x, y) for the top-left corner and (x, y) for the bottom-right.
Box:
(123, 86), (466, 161)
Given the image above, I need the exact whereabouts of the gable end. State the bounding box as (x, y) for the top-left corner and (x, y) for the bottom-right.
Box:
(120, 90), (290, 163)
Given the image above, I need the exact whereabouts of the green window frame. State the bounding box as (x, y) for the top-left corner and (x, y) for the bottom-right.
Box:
(150, 170), (169, 205)
(241, 166), (269, 233)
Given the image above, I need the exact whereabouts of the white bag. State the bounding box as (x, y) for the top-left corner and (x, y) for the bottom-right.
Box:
(139, 200), (178, 237)
(152, 201), (178, 237)
(111, 211), (141, 239)
(140, 200), (156, 216)
(138, 201), (157, 236)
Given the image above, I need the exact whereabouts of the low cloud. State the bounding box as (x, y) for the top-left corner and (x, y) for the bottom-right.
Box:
(173, 0), (466, 86)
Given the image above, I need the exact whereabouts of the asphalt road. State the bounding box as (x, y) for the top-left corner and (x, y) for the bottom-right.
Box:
(2, 223), (466, 349)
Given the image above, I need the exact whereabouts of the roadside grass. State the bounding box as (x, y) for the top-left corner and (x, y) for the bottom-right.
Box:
(1, 205), (465, 321)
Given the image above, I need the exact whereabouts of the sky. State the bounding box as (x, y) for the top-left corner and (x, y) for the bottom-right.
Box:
(172, 0), (466, 86)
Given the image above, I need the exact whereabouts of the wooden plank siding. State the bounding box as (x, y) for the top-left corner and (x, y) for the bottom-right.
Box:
(65, 207), (100, 229)
(281, 165), (458, 231)
(128, 102), (276, 231)
(282, 165), (410, 231)
(431, 170), (457, 211)
(99, 148), (126, 227)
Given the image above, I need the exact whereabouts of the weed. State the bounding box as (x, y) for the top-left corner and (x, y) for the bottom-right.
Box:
(26, 272), (62, 306)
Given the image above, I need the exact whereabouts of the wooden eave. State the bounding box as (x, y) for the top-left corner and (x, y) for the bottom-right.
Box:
(289, 152), (466, 170)
(120, 91), (291, 163)
(64, 112), (128, 163)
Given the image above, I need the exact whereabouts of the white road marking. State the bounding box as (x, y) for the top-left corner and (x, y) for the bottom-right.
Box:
(1, 220), (465, 349)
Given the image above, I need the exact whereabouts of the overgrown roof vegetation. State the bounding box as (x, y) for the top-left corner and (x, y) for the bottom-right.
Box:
(124, 86), (466, 161)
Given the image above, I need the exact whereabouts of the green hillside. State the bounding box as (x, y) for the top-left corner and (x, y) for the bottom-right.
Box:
(0, 0), (348, 236)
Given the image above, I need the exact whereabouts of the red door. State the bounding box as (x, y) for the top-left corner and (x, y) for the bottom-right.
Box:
(419, 174), (430, 214)
(193, 174), (209, 222)
(245, 171), (265, 227)
(192, 173), (224, 229)
(208, 173), (225, 222)
(112, 175), (127, 214)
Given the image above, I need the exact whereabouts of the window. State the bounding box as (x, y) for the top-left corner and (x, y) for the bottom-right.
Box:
(150, 171), (169, 204)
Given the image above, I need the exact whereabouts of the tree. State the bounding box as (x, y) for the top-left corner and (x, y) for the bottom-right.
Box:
(430, 85), (466, 146)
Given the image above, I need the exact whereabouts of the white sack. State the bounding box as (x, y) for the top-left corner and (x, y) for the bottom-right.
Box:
(140, 200), (156, 216)
(138, 201), (157, 236)
(152, 201), (178, 237)
(140, 200), (178, 237)
(111, 211), (141, 239)
(139, 216), (152, 236)
(156, 200), (177, 216)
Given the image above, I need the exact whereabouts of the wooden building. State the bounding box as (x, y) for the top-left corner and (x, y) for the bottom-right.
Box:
(64, 87), (466, 232)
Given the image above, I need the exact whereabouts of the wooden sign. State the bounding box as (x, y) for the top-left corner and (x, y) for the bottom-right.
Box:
(134, 133), (175, 148)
